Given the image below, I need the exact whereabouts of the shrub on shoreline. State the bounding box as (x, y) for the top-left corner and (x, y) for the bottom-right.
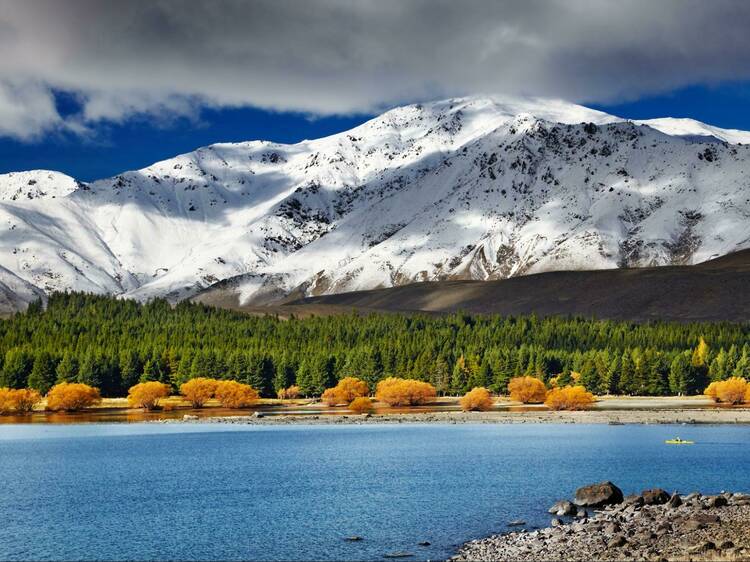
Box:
(375, 377), (436, 406)
(704, 377), (749, 404)
(214, 380), (259, 408)
(0, 387), (42, 414)
(348, 396), (374, 414)
(277, 385), (300, 400)
(180, 377), (218, 408)
(46, 383), (101, 412)
(508, 376), (548, 403)
(545, 385), (595, 410)
(127, 381), (170, 410)
(460, 387), (494, 411)
(322, 377), (369, 406)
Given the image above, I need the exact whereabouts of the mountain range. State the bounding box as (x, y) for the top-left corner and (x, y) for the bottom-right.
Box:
(2, 96), (750, 315)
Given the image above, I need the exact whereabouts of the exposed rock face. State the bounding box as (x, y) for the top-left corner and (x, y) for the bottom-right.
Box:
(641, 488), (670, 505)
(574, 481), (624, 507)
(667, 493), (682, 508)
(547, 500), (576, 516)
(454, 489), (750, 562)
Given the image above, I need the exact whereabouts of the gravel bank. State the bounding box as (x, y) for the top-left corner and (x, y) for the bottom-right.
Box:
(165, 408), (750, 425)
(454, 490), (750, 561)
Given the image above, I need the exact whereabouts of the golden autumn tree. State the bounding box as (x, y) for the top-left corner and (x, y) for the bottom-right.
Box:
(508, 376), (548, 403)
(321, 387), (341, 406)
(545, 385), (595, 410)
(127, 381), (171, 410)
(692, 337), (710, 367)
(704, 381), (720, 401)
(46, 383), (101, 412)
(334, 377), (369, 402)
(705, 377), (748, 405)
(459, 387), (494, 411)
(180, 377), (218, 408)
(214, 380), (259, 408)
(0, 388), (42, 414)
(322, 377), (369, 406)
(348, 396), (374, 414)
(375, 377), (437, 406)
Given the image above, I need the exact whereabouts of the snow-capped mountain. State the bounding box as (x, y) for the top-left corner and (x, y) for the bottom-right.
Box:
(1, 95), (749, 313)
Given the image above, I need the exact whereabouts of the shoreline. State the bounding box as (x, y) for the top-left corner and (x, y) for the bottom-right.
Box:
(165, 407), (750, 425)
(453, 487), (750, 561)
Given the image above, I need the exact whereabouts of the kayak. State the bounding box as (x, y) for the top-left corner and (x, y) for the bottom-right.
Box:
(665, 438), (694, 445)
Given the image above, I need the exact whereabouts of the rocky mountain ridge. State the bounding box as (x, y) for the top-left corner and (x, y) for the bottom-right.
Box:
(1, 95), (749, 313)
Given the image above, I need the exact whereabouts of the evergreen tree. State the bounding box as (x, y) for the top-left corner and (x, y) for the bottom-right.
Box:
(0, 348), (33, 389)
(120, 349), (142, 391)
(708, 348), (728, 381)
(56, 351), (78, 383)
(308, 355), (334, 396)
(732, 349), (750, 379)
(606, 355), (621, 394)
(295, 358), (314, 396)
(28, 351), (58, 394)
(431, 356), (451, 395)
(141, 358), (161, 382)
(669, 352), (691, 395)
(273, 354), (295, 393)
(619, 351), (635, 395)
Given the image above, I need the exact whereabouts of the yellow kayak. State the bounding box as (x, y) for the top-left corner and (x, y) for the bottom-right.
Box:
(665, 438), (694, 445)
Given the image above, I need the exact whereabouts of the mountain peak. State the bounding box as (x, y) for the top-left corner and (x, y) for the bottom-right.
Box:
(0, 170), (82, 202)
(0, 96), (749, 314)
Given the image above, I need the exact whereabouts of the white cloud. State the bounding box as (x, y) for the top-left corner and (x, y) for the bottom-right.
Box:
(0, 0), (749, 139)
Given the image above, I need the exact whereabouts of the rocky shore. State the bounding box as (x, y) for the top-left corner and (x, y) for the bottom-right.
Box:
(454, 482), (750, 561)
(165, 407), (750, 425)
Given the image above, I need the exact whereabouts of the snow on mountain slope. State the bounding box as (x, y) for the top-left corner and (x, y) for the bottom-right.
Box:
(0, 170), (81, 201)
(638, 117), (750, 145)
(1, 95), (749, 313)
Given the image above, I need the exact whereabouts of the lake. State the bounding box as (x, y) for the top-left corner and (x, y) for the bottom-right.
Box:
(1, 423), (748, 561)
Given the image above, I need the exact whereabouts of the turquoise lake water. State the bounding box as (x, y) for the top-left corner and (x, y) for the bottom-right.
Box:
(0, 423), (748, 561)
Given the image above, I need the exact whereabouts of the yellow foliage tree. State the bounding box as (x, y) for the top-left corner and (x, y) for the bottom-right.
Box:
(322, 377), (369, 406)
(46, 383), (101, 412)
(321, 387), (342, 406)
(704, 377), (748, 405)
(348, 396), (374, 414)
(704, 381), (720, 401)
(375, 377), (437, 406)
(277, 385), (300, 400)
(0, 388), (42, 414)
(127, 381), (171, 410)
(334, 377), (369, 402)
(692, 337), (710, 367)
(508, 376), (548, 403)
(545, 385), (595, 410)
(180, 377), (218, 407)
(214, 380), (259, 408)
(459, 387), (494, 411)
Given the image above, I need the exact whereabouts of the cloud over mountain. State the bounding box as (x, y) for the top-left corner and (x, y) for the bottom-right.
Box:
(1, 0), (750, 138)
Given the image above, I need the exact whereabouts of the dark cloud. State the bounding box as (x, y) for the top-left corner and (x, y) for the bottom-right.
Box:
(1, 0), (750, 138)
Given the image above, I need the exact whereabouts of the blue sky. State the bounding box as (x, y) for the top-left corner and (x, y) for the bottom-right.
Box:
(0, 102), (371, 182)
(1, 83), (749, 182)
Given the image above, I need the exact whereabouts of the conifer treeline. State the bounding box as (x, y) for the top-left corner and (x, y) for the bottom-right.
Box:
(0, 293), (748, 397)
